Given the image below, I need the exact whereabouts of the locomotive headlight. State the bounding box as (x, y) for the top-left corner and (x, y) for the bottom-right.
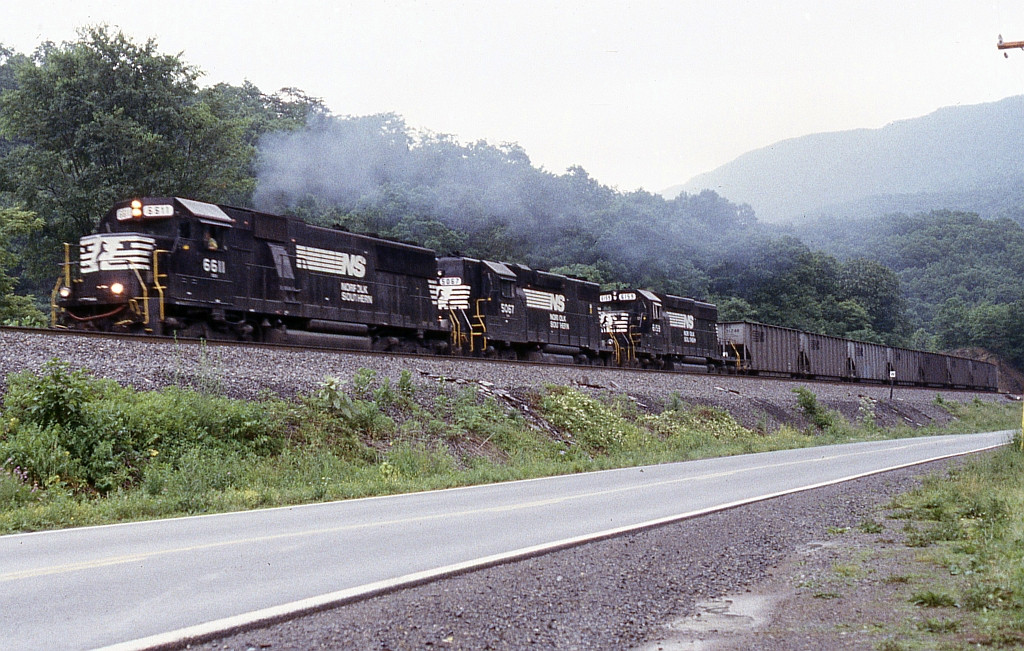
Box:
(131, 199), (142, 218)
(58, 286), (71, 299)
(110, 282), (125, 296)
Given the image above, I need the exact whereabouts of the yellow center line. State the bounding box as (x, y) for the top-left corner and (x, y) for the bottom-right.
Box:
(0, 438), (958, 583)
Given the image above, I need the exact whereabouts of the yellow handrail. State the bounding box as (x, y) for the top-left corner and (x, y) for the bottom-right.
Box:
(130, 265), (150, 328)
(49, 275), (64, 327)
(729, 342), (742, 371)
(50, 243), (73, 327)
(470, 298), (489, 352)
(152, 250), (168, 322)
(63, 242), (71, 287)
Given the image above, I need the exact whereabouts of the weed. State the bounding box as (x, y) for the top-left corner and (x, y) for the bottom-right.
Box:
(833, 564), (865, 579)
(859, 518), (884, 534)
(663, 392), (687, 412)
(792, 386), (835, 431)
(916, 617), (959, 633)
(316, 377), (355, 419)
(884, 574), (912, 584)
(397, 370), (416, 402)
(812, 591), (842, 599)
(0, 461), (38, 508)
(933, 393), (964, 418)
(351, 368), (378, 400)
(911, 590), (957, 608)
(858, 396), (877, 428)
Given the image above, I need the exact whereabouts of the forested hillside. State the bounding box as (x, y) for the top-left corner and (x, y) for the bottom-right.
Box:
(0, 28), (1016, 367)
(674, 96), (1024, 223)
(797, 211), (1024, 369)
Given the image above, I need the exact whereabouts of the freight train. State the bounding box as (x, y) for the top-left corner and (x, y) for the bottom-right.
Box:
(718, 322), (998, 390)
(51, 197), (998, 391)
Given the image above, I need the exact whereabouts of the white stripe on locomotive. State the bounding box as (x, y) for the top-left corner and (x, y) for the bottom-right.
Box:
(295, 245), (367, 278)
(522, 288), (566, 312)
(79, 234), (157, 273)
(665, 311), (696, 330)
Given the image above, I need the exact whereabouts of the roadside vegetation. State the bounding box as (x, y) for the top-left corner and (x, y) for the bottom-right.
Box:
(871, 444), (1024, 649)
(800, 442), (1024, 650)
(0, 360), (1016, 535)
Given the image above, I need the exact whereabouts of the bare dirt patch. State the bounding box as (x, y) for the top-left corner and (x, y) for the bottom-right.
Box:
(641, 488), (973, 650)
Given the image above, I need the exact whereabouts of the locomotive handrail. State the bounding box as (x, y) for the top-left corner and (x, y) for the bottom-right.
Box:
(153, 249), (168, 322)
(449, 308), (466, 351)
(49, 275), (64, 327)
(126, 265), (151, 330)
(51, 243), (74, 327)
(62, 242), (72, 288)
(610, 328), (638, 366)
(470, 298), (489, 353)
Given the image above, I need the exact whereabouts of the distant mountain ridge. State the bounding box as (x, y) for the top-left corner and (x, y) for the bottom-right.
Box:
(667, 95), (1024, 222)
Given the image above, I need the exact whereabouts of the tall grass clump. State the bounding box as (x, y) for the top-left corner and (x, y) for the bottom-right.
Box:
(539, 386), (650, 455)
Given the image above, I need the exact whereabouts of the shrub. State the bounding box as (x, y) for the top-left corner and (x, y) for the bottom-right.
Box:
(0, 362), (283, 494)
(3, 360), (96, 430)
(0, 422), (82, 488)
(793, 386), (834, 431)
(540, 386), (646, 453)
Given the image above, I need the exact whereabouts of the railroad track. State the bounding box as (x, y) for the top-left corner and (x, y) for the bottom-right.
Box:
(0, 325), (997, 394)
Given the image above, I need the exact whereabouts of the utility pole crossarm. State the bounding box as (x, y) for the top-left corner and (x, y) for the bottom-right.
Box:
(998, 34), (1024, 57)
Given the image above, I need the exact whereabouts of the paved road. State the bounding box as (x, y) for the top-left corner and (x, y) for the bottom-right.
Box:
(0, 430), (1010, 650)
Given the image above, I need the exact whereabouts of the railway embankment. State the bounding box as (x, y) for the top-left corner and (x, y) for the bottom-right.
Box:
(0, 327), (1013, 433)
(0, 326), (1017, 535)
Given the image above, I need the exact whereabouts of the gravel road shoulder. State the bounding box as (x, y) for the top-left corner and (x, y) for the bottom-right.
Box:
(185, 458), (968, 651)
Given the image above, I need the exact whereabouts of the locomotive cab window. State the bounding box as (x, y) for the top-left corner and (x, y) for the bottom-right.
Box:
(500, 278), (515, 299)
(203, 226), (225, 251)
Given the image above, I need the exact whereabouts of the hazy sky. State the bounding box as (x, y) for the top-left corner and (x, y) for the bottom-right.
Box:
(6, 1), (1024, 193)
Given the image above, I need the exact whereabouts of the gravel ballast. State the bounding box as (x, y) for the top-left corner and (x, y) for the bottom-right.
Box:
(0, 329), (1010, 432)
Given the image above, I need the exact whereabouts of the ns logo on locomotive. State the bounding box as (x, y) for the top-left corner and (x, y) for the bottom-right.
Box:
(51, 198), (998, 389)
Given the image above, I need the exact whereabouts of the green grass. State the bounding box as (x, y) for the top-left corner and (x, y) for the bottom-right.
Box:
(884, 440), (1024, 646)
(0, 360), (1018, 534)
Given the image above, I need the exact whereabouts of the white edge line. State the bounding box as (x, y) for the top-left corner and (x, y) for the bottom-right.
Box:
(96, 438), (1010, 651)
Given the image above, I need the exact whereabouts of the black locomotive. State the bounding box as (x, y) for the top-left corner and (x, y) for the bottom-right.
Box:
(53, 197), (448, 353)
(436, 257), (604, 364)
(51, 197), (998, 390)
(599, 289), (719, 372)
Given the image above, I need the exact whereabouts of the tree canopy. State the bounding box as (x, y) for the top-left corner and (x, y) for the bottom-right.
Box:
(0, 27), (315, 285)
(7, 27), (1021, 367)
